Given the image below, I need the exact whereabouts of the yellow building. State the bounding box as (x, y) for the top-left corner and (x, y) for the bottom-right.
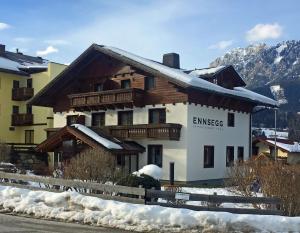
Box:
(0, 44), (66, 145)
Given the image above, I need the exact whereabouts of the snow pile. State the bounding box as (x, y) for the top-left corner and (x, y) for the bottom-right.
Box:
(72, 124), (122, 149)
(133, 164), (162, 180)
(0, 186), (299, 232)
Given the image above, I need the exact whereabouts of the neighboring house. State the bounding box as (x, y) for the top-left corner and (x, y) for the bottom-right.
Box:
(29, 44), (277, 183)
(252, 137), (300, 164)
(0, 44), (66, 145)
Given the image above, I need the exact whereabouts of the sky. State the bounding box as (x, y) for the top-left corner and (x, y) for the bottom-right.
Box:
(0, 0), (299, 69)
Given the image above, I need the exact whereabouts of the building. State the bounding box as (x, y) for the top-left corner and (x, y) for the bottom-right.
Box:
(252, 137), (300, 164)
(29, 44), (278, 183)
(0, 44), (66, 145)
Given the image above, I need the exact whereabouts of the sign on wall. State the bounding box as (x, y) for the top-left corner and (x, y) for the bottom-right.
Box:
(192, 116), (224, 131)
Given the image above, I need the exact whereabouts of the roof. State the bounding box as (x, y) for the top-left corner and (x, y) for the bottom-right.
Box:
(37, 125), (145, 154)
(29, 44), (278, 108)
(253, 137), (300, 153)
(0, 49), (48, 75)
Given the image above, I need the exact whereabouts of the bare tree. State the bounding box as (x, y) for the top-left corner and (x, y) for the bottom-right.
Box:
(64, 149), (123, 184)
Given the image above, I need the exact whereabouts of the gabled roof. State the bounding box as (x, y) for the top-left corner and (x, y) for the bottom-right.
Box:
(253, 137), (300, 153)
(36, 125), (145, 154)
(29, 44), (278, 107)
(0, 49), (48, 76)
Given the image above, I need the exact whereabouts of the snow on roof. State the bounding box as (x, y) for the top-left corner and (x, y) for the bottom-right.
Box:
(260, 128), (289, 139)
(0, 57), (23, 71)
(103, 46), (278, 107)
(0, 54), (48, 74)
(72, 124), (122, 149)
(266, 140), (300, 153)
(188, 66), (226, 76)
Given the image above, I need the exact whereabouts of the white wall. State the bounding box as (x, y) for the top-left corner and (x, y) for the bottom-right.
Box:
(186, 104), (250, 181)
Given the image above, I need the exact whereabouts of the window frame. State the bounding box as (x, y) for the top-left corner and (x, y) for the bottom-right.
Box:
(227, 112), (235, 127)
(25, 130), (34, 144)
(121, 79), (131, 89)
(203, 145), (214, 168)
(226, 146), (235, 167)
(144, 76), (155, 90)
(91, 112), (105, 127)
(147, 145), (163, 168)
(237, 146), (244, 162)
(148, 108), (166, 124)
(66, 115), (78, 126)
(118, 110), (133, 126)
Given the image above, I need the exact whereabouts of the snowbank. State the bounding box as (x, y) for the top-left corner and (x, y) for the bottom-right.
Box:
(0, 185), (299, 232)
(133, 164), (162, 180)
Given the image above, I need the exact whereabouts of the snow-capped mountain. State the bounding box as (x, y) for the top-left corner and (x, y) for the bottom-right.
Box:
(210, 40), (300, 89)
(210, 40), (300, 128)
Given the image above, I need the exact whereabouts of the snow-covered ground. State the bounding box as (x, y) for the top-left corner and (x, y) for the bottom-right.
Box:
(0, 185), (299, 232)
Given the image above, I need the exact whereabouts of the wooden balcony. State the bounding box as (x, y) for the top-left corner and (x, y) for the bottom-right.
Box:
(101, 123), (182, 141)
(12, 87), (34, 101)
(11, 113), (33, 126)
(68, 88), (145, 111)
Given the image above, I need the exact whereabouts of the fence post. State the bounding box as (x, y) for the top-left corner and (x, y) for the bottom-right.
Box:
(169, 162), (174, 186)
(138, 185), (143, 199)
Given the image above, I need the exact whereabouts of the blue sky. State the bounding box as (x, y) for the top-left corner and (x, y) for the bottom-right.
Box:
(0, 0), (299, 68)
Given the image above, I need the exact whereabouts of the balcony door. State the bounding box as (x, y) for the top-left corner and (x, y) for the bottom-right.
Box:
(149, 108), (166, 124)
(118, 111), (133, 126)
(148, 145), (163, 167)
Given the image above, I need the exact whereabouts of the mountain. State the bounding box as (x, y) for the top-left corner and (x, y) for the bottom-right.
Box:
(210, 40), (300, 128)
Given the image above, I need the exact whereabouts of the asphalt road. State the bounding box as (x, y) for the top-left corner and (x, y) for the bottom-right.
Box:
(0, 213), (132, 233)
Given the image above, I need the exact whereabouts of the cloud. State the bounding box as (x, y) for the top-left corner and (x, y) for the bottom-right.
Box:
(209, 40), (233, 50)
(246, 23), (283, 42)
(0, 22), (10, 30)
(36, 46), (58, 56)
(44, 39), (69, 45)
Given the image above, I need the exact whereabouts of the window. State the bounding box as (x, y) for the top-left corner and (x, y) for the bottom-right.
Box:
(12, 105), (19, 114)
(226, 146), (234, 167)
(67, 115), (78, 126)
(116, 155), (125, 166)
(27, 79), (32, 88)
(91, 112), (105, 127)
(144, 77), (155, 90)
(121, 79), (131, 89)
(25, 130), (34, 144)
(148, 145), (163, 167)
(149, 108), (166, 124)
(94, 83), (103, 92)
(227, 112), (235, 127)
(237, 147), (244, 162)
(13, 80), (19, 89)
(118, 111), (133, 126)
(26, 105), (32, 114)
(204, 145), (214, 168)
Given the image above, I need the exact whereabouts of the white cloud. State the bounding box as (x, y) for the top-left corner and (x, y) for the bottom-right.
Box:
(246, 23), (283, 42)
(0, 22), (10, 30)
(209, 40), (233, 50)
(36, 46), (58, 56)
(44, 39), (69, 45)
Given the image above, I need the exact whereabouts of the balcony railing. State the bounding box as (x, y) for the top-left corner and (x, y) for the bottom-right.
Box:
(12, 87), (34, 101)
(101, 123), (182, 141)
(68, 88), (145, 110)
(11, 113), (33, 126)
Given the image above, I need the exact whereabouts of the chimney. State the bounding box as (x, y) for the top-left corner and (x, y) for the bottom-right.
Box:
(163, 53), (180, 69)
(0, 44), (5, 55)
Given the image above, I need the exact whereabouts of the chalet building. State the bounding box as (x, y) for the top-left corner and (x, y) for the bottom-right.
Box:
(253, 137), (300, 164)
(29, 44), (278, 183)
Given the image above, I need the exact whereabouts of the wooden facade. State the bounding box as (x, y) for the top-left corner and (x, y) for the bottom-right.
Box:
(11, 113), (33, 126)
(12, 87), (34, 101)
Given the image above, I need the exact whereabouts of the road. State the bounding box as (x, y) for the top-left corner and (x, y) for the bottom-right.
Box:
(0, 213), (132, 233)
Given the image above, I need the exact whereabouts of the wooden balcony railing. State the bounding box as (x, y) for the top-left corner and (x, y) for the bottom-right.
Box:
(11, 113), (33, 126)
(101, 123), (182, 141)
(12, 87), (34, 101)
(68, 88), (145, 110)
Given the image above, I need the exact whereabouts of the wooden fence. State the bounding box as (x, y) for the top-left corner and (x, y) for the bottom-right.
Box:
(0, 171), (283, 215)
(145, 189), (283, 215)
(0, 171), (145, 204)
